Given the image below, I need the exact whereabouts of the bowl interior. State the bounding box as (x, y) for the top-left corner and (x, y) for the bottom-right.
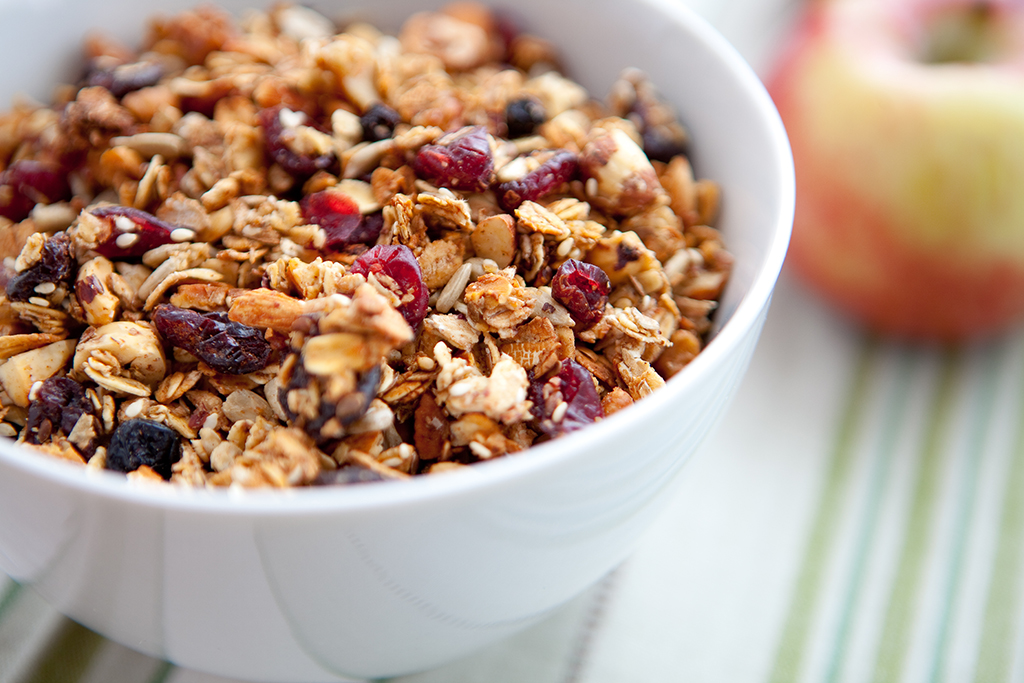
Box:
(0, 0), (794, 510)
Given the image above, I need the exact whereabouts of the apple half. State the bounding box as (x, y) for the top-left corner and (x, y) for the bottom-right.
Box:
(767, 0), (1024, 340)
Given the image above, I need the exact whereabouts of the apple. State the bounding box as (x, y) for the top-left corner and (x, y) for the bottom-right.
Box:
(766, 0), (1024, 340)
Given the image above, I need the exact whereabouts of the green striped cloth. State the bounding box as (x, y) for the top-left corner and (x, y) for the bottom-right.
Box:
(6, 273), (1024, 683)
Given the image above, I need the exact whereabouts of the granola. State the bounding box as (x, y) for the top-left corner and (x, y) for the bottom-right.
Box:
(0, 2), (732, 488)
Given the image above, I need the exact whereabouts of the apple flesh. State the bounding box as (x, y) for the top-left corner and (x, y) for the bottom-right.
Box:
(767, 0), (1024, 340)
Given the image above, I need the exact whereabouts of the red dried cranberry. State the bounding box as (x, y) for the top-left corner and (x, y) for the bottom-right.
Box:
(88, 61), (164, 98)
(106, 418), (181, 480)
(504, 97), (546, 139)
(529, 359), (604, 436)
(496, 150), (578, 211)
(259, 105), (336, 178)
(300, 190), (383, 250)
(0, 160), (70, 222)
(24, 376), (95, 445)
(153, 305), (272, 375)
(350, 245), (428, 328)
(360, 102), (402, 142)
(90, 206), (184, 258)
(551, 259), (610, 330)
(413, 126), (494, 192)
(5, 232), (74, 302)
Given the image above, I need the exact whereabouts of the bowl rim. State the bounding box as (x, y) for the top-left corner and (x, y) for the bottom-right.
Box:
(0, 0), (795, 515)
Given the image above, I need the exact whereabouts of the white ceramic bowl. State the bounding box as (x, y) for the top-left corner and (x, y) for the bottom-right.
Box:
(0, 0), (793, 680)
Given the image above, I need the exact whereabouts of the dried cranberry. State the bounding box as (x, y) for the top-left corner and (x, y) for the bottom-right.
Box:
(24, 376), (94, 444)
(504, 97), (546, 139)
(300, 190), (383, 250)
(413, 126), (494, 192)
(90, 206), (183, 259)
(153, 305), (272, 375)
(5, 232), (74, 302)
(350, 245), (428, 328)
(259, 105), (335, 178)
(360, 102), (402, 142)
(0, 160), (70, 222)
(529, 359), (604, 436)
(551, 259), (610, 330)
(106, 418), (181, 480)
(496, 150), (578, 211)
(88, 61), (164, 98)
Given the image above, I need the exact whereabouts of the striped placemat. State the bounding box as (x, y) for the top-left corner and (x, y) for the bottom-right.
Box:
(6, 272), (1024, 683)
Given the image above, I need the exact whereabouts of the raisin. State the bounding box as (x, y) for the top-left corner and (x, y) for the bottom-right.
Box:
(413, 126), (494, 192)
(529, 359), (604, 436)
(87, 60), (164, 98)
(315, 466), (387, 486)
(24, 376), (94, 444)
(0, 160), (70, 222)
(259, 105), (335, 178)
(551, 259), (610, 330)
(495, 150), (578, 211)
(504, 97), (546, 139)
(300, 190), (383, 250)
(350, 244), (428, 328)
(106, 418), (181, 480)
(153, 305), (272, 375)
(5, 232), (74, 302)
(90, 205), (182, 259)
(360, 102), (402, 142)
(642, 127), (688, 164)
(279, 360), (382, 443)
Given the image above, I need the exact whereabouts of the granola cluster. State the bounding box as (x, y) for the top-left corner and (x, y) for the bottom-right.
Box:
(0, 2), (732, 487)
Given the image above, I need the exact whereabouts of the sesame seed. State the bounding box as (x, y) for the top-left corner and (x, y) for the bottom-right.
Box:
(114, 215), (137, 232)
(28, 380), (44, 402)
(33, 282), (56, 294)
(203, 414), (219, 431)
(551, 401), (569, 423)
(279, 107), (306, 129)
(28, 297), (50, 307)
(123, 400), (144, 419)
(170, 227), (196, 242)
(115, 233), (139, 249)
(448, 383), (472, 397)
(417, 356), (436, 371)
(556, 237), (575, 258)
(585, 177), (598, 197)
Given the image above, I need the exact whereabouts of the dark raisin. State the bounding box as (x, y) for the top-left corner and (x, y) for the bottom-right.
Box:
(259, 105), (336, 178)
(413, 126), (494, 192)
(24, 376), (94, 444)
(504, 97), (546, 139)
(279, 360), (382, 443)
(106, 418), (181, 480)
(350, 244), (428, 328)
(5, 232), (74, 302)
(300, 190), (383, 250)
(551, 259), (610, 330)
(0, 160), (70, 222)
(315, 466), (387, 486)
(495, 150), (578, 211)
(153, 305), (272, 375)
(88, 61), (164, 98)
(90, 205), (181, 259)
(529, 359), (604, 436)
(360, 102), (402, 142)
(642, 127), (688, 164)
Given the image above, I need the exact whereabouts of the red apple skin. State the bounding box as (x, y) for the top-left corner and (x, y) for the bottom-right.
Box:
(767, 0), (1024, 341)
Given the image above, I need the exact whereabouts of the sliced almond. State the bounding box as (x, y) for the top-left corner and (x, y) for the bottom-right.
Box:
(471, 214), (516, 268)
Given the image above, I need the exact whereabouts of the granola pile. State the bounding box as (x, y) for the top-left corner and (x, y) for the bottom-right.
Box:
(0, 3), (732, 487)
